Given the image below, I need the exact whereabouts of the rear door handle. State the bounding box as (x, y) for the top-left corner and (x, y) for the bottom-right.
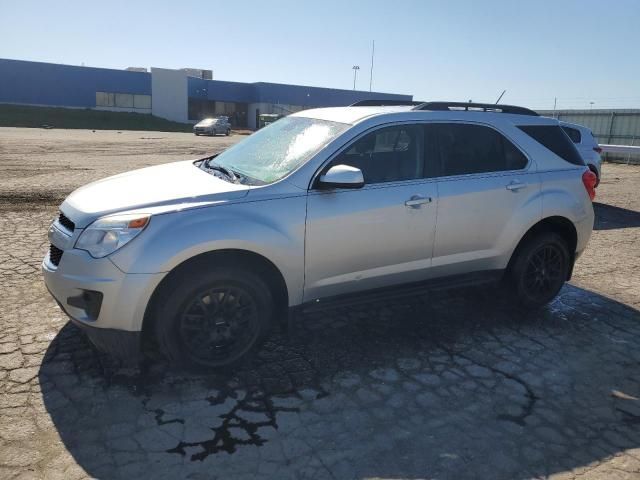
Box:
(405, 195), (432, 208)
(506, 181), (527, 191)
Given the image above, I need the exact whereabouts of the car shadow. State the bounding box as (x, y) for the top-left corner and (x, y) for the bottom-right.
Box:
(594, 202), (640, 230)
(39, 283), (640, 479)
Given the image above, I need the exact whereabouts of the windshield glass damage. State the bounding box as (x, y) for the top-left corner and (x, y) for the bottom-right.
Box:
(204, 116), (349, 184)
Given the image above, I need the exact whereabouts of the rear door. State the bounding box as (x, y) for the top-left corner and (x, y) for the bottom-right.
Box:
(304, 123), (439, 301)
(431, 122), (541, 276)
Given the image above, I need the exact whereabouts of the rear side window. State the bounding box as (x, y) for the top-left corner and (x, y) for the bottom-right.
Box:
(518, 125), (585, 166)
(434, 123), (528, 176)
(561, 126), (582, 144)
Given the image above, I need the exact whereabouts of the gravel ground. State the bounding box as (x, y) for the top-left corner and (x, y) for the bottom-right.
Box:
(0, 127), (639, 480)
(0, 127), (238, 207)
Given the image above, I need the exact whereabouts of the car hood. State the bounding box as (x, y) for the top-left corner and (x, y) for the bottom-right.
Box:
(61, 160), (249, 228)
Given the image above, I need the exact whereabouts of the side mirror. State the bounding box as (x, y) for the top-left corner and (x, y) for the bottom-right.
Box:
(317, 165), (364, 189)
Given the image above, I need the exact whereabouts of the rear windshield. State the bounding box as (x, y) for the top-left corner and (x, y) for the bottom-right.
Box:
(518, 125), (585, 166)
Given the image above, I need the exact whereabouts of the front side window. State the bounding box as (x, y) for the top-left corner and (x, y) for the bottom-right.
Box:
(435, 123), (528, 176)
(330, 124), (425, 184)
(213, 116), (349, 183)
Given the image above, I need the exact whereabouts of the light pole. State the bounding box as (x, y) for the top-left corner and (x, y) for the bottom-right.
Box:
(369, 40), (375, 92)
(352, 65), (360, 90)
(589, 101), (595, 110)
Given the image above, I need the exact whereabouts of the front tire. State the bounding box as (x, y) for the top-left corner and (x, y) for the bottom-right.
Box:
(155, 266), (273, 369)
(509, 232), (570, 309)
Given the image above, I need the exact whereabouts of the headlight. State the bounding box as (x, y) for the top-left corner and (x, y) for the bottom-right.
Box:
(75, 214), (150, 258)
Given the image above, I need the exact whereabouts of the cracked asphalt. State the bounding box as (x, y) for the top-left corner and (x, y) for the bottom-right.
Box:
(1, 127), (639, 479)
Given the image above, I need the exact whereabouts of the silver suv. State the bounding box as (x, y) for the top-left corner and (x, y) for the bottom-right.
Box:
(43, 102), (597, 368)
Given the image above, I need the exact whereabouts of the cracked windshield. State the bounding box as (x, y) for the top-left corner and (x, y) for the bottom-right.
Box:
(213, 117), (349, 183)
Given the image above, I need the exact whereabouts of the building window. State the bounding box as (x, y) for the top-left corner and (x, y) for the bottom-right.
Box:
(114, 93), (133, 108)
(96, 92), (115, 107)
(188, 98), (248, 127)
(96, 92), (151, 110)
(133, 94), (151, 109)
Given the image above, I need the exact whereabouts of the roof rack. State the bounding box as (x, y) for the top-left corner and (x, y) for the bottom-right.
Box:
(412, 101), (539, 116)
(350, 99), (424, 107)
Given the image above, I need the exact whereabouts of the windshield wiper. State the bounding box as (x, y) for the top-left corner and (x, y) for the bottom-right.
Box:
(202, 157), (260, 185)
(204, 159), (239, 183)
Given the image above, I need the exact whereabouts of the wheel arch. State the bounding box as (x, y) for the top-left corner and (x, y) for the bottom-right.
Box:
(507, 216), (578, 280)
(140, 249), (289, 353)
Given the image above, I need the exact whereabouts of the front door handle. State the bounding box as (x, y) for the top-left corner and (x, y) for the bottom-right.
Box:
(405, 195), (432, 208)
(506, 181), (527, 191)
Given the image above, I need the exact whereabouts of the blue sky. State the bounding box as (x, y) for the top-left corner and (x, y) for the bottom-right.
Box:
(2, 0), (639, 109)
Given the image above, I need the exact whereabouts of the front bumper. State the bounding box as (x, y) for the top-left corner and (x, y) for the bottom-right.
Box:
(66, 311), (141, 364)
(43, 242), (165, 361)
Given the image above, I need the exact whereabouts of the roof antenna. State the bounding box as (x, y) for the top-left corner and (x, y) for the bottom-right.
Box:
(495, 89), (506, 104)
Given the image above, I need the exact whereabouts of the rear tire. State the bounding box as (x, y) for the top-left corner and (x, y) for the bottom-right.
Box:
(508, 232), (570, 309)
(155, 266), (273, 369)
(226, 128), (231, 136)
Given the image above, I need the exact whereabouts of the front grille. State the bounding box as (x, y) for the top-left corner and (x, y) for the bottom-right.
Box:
(49, 244), (63, 267)
(58, 212), (75, 231)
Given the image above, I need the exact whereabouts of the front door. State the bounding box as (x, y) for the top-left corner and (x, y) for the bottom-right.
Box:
(304, 123), (438, 301)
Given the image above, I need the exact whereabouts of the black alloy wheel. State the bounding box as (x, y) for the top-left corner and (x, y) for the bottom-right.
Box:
(510, 232), (570, 309)
(155, 266), (273, 369)
(522, 244), (565, 303)
(178, 286), (259, 366)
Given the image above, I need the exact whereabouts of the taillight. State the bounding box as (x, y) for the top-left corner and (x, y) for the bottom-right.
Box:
(593, 146), (602, 154)
(582, 170), (597, 201)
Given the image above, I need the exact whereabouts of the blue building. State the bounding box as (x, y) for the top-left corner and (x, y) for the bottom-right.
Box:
(0, 58), (412, 129)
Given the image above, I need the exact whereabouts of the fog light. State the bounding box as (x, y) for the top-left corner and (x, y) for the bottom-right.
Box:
(67, 290), (103, 321)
